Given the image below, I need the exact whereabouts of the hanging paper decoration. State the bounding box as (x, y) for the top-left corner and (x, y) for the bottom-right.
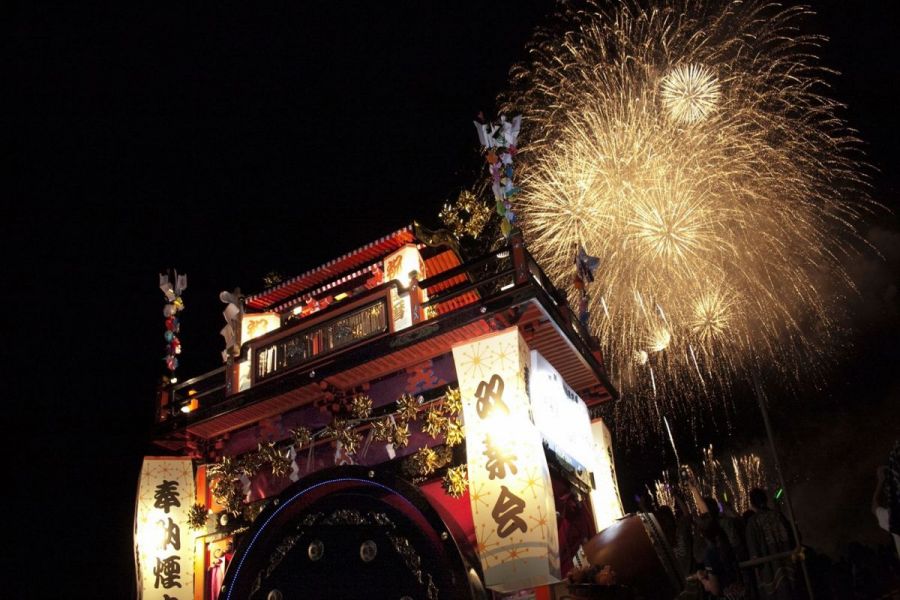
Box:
(572, 245), (600, 329)
(451, 328), (561, 591)
(474, 114), (522, 238)
(219, 288), (243, 363)
(159, 271), (187, 376)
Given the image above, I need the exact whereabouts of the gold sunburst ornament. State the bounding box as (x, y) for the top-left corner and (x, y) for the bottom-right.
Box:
(392, 421), (411, 449)
(338, 430), (361, 454)
(207, 455), (236, 481)
(440, 190), (493, 238)
(423, 408), (447, 439)
(328, 420), (361, 455)
(442, 387), (462, 415)
(415, 447), (441, 476)
(257, 441), (292, 478)
(395, 394), (420, 422)
(238, 452), (263, 478)
(290, 426), (312, 450)
(187, 503), (209, 530)
(442, 465), (469, 498)
(371, 418), (393, 442)
(660, 63), (721, 124)
(350, 394), (373, 419)
(444, 418), (465, 447)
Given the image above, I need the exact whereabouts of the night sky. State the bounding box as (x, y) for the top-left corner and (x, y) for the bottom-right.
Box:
(10, 2), (900, 596)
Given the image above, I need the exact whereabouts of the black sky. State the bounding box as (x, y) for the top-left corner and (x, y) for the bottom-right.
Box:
(10, 1), (900, 596)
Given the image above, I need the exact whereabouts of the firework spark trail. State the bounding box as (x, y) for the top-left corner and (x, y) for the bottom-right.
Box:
(654, 446), (767, 514)
(729, 453), (766, 514)
(502, 0), (874, 437)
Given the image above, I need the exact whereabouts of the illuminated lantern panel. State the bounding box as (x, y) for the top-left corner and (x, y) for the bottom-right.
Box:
(232, 313), (280, 392)
(134, 457), (195, 600)
(452, 328), (561, 593)
(383, 243), (427, 289)
(239, 313), (280, 345)
(384, 244), (429, 331)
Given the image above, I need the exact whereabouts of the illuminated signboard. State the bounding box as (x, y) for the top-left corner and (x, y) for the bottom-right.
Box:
(590, 420), (625, 532)
(528, 351), (624, 533)
(135, 457), (195, 600)
(452, 328), (560, 592)
(528, 351), (595, 471)
(240, 312), (280, 345)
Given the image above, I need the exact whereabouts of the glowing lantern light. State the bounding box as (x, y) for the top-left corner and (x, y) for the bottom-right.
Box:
(452, 328), (560, 592)
(135, 457), (195, 599)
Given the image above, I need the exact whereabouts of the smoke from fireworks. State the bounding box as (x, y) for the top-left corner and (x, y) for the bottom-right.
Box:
(503, 0), (873, 434)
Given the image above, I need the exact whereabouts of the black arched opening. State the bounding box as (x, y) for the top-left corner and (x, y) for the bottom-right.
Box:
(221, 465), (485, 600)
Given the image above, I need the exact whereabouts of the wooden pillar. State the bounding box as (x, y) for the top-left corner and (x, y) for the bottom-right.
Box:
(409, 270), (422, 324)
(511, 230), (529, 285)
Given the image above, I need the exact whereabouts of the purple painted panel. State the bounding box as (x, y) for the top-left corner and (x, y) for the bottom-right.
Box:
(223, 353), (461, 500)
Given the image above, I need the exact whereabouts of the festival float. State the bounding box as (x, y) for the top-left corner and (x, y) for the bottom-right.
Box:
(134, 110), (693, 600)
(136, 218), (691, 600)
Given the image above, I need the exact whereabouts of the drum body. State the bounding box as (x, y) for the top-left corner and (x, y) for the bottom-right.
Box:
(582, 513), (683, 600)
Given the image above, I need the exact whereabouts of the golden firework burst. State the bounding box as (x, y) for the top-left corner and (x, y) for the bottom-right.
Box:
(503, 0), (874, 436)
(647, 327), (672, 353)
(661, 63), (721, 124)
(689, 287), (736, 345)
